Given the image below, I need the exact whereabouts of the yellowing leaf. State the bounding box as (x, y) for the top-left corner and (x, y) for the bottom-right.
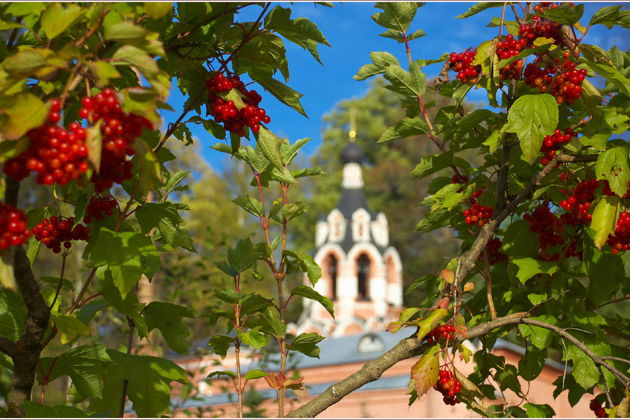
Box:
(410, 344), (440, 397)
(2, 93), (48, 140)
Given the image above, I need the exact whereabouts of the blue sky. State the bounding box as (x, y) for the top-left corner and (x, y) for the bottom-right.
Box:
(161, 2), (628, 172)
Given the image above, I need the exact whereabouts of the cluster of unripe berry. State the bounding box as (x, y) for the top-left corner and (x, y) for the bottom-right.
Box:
(589, 399), (608, 418)
(540, 128), (576, 165)
(524, 58), (587, 104)
(0, 204), (31, 250)
(32, 216), (89, 254)
(3, 99), (89, 186)
(448, 49), (480, 84)
(79, 89), (152, 192)
(496, 34), (527, 80)
(205, 72), (270, 136)
(434, 368), (462, 406)
(83, 195), (118, 224)
(463, 191), (494, 227)
(426, 324), (456, 344)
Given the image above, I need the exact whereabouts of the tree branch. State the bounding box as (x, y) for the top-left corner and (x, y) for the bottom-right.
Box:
(288, 311), (629, 418)
(0, 337), (16, 357)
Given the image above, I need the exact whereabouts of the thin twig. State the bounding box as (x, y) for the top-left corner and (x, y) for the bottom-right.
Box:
(118, 316), (135, 417)
(49, 253), (68, 310)
(482, 250), (497, 320)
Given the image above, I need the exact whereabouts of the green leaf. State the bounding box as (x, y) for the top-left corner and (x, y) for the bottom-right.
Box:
(22, 402), (89, 418)
(595, 146), (630, 197)
(41, 3), (83, 39)
(410, 344), (440, 397)
(414, 309), (449, 340)
(524, 403), (555, 417)
(354, 51), (399, 81)
(567, 343), (599, 389)
(504, 94), (558, 163)
(46, 344), (112, 399)
(254, 127), (285, 171)
(518, 315), (556, 349)
(289, 332), (325, 358)
(237, 328), (267, 348)
(411, 151), (453, 179)
(239, 293), (272, 316)
(94, 351), (186, 417)
(244, 369), (267, 380)
(387, 307), (421, 333)
(208, 335), (234, 358)
(112, 45), (158, 78)
(590, 196), (620, 249)
(539, 3), (584, 25)
(281, 137), (311, 165)
(100, 273), (148, 338)
(2, 93), (49, 140)
(371, 2), (418, 32)
(283, 251), (321, 285)
(291, 285), (334, 317)
(256, 77), (307, 117)
(378, 117), (429, 143)
(264, 6), (330, 64)
(0, 289), (26, 341)
(145, 302), (193, 354)
(458, 3), (505, 18)
(214, 288), (239, 304)
(252, 308), (286, 338)
(207, 370), (236, 379)
(86, 120), (103, 173)
(145, 3), (172, 19)
(132, 138), (163, 196)
(512, 258), (559, 283)
(384, 65), (422, 97)
(518, 347), (546, 381)
(282, 202), (307, 221)
(589, 5), (629, 29)
(3, 49), (47, 76)
(51, 313), (90, 344)
(105, 21), (149, 42)
(227, 238), (259, 273)
(584, 61), (630, 97)
(232, 196), (264, 217)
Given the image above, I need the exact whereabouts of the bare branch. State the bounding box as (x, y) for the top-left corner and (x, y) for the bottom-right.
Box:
(0, 337), (15, 357)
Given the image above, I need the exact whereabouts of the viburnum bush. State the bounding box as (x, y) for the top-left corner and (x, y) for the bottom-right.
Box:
(0, 2), (628, 419)
(350, 2), (630, 419)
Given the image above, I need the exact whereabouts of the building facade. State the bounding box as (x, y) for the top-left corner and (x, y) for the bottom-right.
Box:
(293, 140), (403, 337)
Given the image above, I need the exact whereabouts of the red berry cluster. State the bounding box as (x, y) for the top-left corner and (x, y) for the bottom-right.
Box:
(83, 195), (118, 224)
(540, 128), (576, 165)
(524, 202), (567, 261)
(79, 89), (152, 192)
(559, 179), (598, 225)
(483, 237), (508, 265)
(451, 174), (469, 184)
(589, 399), (608, 418)
(448, 49), (480, 84)
(3, 99), (89, 186)
(463, 191), (493, 226)
(434, 369), (462, 405)
(525, 59), (587, 104)
(607, 212), (630, 255)
(519, 14), (563, 47)
(426, 324), (456, 344)
(496, 35), (527, 80)
(205, 72), (270, 136)
(33, 216), (89, 254)
(0, 204), (31, 250)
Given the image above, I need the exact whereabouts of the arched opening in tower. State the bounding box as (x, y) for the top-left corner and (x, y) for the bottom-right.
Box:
(357, 253), (371, 301)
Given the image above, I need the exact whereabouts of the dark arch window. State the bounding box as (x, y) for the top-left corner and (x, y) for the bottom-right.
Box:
(357, 253), (371, 301)
(327, 254), (338, 300)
